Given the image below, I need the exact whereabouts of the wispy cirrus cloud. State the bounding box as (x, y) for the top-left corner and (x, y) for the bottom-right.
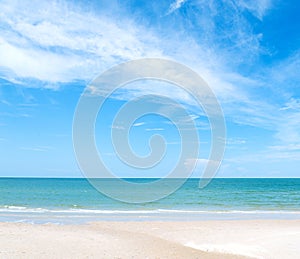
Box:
(235, 0), (273, 20)
(166, 0), (187, 15)
(19, 146), (54, 152)
(0, 0), (162, 86)
(145, 128), (164, 131)
(132, 122), (146, 127)
(1, 0), (300, 158)
(0, 0), (272, 88)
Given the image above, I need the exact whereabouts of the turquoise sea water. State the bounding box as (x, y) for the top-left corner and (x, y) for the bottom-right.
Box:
(1, 178), (300, 223)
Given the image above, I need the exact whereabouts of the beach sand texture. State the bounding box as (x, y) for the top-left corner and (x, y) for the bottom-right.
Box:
(1, 220), (300, 259)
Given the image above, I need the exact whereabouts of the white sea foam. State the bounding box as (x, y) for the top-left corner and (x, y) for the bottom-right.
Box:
(1, 206), (300, 215)
(1, 206), (300, 226)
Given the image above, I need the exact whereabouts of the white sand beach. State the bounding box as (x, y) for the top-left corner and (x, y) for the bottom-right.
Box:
(1, 220), (300, 258)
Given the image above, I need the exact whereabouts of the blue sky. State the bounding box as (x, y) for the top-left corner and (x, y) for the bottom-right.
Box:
(0, 0), (300, 178)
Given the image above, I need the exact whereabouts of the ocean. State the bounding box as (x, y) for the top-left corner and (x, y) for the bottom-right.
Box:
(1, 178), (300, 224)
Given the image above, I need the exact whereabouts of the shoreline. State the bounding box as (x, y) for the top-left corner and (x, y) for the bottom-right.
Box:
(1, 220), (300, 258)
(2, 208), (300, 224)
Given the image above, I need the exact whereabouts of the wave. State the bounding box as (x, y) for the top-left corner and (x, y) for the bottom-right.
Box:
(1, 206), (300, 215)
(157, 209), (300, 214)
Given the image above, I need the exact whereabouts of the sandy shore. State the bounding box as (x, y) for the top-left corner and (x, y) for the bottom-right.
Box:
(1, 220), (300, 258)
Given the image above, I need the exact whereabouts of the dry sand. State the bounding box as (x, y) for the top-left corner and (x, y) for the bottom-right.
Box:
(1, 220), (300, 258)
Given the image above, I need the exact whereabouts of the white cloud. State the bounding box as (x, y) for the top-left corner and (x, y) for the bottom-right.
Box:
(236, 0), (272, 20)
(269, 144), (300, 152)
(1, 99), (11, 106)
(145, 128), (164, 131)
(0, 37), (81, 83)
(132, 122), (146, 127)
(275, 110), (300, 145)
(111, 125), (125, 130)
(279, 98), (300, 111)
(2, 0), (299, 152)
(0, 0), (162, 85)
(270, 50), (300, 89)
(226, 138), (246, 145)
(184, 158), (222, 178)
(167, 0), (187, 15)
(184, 158), (209, 174)
(19, 146), (53, 152)
(0, 0), (272, 89)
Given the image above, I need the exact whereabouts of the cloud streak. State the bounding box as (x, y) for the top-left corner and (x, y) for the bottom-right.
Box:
(166, 0), (187, 15)
(0, 0), (162, 85)
(1, 0), (300, 163)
